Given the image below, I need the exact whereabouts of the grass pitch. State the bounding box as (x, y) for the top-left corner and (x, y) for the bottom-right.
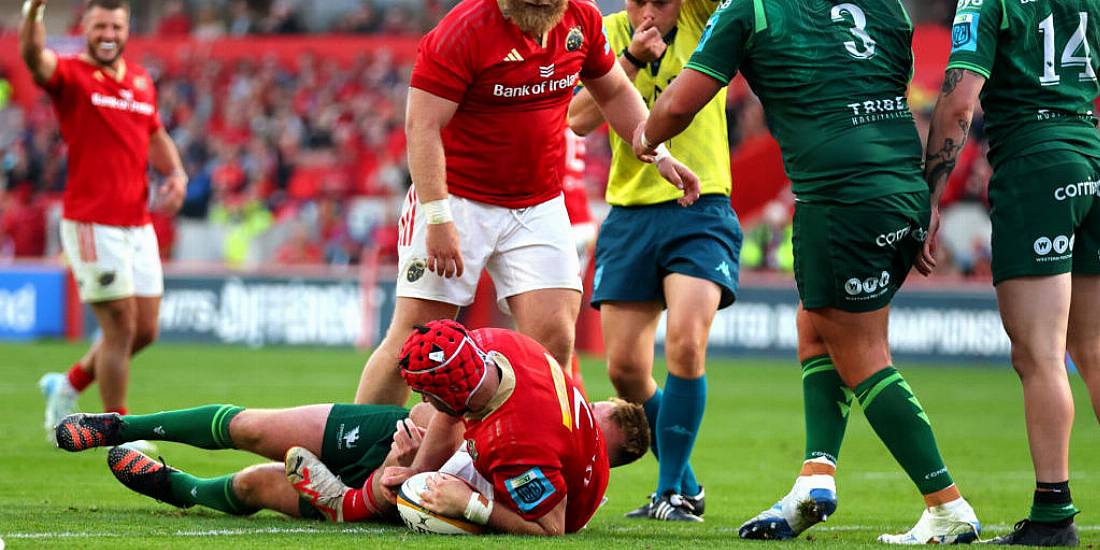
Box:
(1, 342), (1097, 549)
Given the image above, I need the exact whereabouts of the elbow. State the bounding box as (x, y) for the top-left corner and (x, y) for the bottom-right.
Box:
(567, 114), (592, 137)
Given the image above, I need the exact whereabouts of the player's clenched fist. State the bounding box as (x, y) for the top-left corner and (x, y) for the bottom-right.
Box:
(628, 19), (666, 63)
(155, 171), (187, 215)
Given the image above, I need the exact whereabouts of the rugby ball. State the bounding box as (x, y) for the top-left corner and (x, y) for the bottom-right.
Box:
(396, 472), (484, 535)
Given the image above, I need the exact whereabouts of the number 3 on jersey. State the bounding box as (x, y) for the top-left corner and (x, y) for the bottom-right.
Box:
(831, 3), (877, 60)
(1038, 12), (1097, 86)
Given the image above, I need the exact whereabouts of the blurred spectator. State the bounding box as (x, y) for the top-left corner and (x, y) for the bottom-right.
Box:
(0, 183), (47, 258)
(157, 0), (193, 37)
(275, 221), (323, 265)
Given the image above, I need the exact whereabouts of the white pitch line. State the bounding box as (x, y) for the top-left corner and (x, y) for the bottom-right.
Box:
(2, 526), (389, 540)
(714, 525), (1100, 533)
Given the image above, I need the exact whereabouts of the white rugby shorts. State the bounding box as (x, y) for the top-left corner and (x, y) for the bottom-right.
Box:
(60, 219), (164, 303)
(396, 189), (582, 313)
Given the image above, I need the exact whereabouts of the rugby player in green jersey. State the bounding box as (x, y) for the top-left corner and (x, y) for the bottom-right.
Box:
(636, 0), (981, 543)
(923, 0), (1100, 545)
(568, 0), (741, 522)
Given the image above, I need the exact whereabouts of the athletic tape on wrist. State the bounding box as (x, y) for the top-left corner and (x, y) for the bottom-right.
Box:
(640, 131), (655, 152)
(22, 0), (44, 22)
(421, 199), (453, 225)
(464, 493), (493, 525)
(654, 144), (671, 162)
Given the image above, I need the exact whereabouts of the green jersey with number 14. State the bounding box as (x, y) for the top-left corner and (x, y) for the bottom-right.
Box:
(687, 0), (925, 203)
(947, 0), (1100, 167)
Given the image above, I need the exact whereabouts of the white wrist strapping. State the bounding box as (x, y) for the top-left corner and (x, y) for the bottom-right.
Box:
(22, 0), (44, 22)
(640, 131), (655, 152)
(464, 493), (493, 525)
(421, 199), (453, 225)
(654, 143), (671, 162)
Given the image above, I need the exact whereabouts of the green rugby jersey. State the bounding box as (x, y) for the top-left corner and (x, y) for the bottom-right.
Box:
(687, 0), (925, 202)
(947, 0), (1100, 167)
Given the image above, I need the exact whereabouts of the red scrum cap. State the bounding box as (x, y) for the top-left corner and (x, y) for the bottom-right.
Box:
(399, 320), (491, 415)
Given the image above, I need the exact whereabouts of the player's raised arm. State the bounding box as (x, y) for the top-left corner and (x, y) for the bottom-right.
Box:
(406, 87), (464, 278)
(18, 0), (58, 85)
(916, 68), (985, 276)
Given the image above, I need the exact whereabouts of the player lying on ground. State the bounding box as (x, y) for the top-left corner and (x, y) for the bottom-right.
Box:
(289, 320), (651, 535)
(54, 402), (431, 519)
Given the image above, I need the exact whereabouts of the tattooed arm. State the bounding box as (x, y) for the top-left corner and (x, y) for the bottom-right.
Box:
(916, 68), (986, 276)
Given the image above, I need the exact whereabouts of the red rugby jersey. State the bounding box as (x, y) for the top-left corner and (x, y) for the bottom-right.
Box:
(463, 328), (609, 533)
(44, 56), (161, 226)
(409, 0), (615, 208)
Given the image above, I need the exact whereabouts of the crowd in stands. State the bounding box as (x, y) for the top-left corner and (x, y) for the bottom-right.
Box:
(0, 0), (997, 279)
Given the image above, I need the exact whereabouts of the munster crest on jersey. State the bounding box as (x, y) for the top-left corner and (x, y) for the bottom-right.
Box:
(566, 26), (584, 52)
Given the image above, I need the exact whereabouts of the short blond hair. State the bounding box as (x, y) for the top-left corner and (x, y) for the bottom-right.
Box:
(607, 398), (650, 467)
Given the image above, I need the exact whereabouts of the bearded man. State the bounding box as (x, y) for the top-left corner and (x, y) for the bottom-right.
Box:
(20, 0), (187, 446)
(354, 0), (701, 406)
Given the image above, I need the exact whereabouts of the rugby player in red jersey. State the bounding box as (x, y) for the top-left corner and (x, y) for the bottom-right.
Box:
(290, 320), (651, 535)
(354, 0), (700, 408)
(20, 0), (187, 443)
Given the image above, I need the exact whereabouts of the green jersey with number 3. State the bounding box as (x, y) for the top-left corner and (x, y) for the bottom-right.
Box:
(947, 0), (1100, 167)
(687, 0), (925, 202)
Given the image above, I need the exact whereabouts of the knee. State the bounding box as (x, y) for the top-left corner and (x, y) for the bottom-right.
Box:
(607, 359), (652, 400)
(1010, 343), (1066, 378)
(537, 323), (576, 364)
(664, 331), (707, 377)
(132, 324), (159, 353)
(231, 466), (265, 509)
(227, 413), (261, 450)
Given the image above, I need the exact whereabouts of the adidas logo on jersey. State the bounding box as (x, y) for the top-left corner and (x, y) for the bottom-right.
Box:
(503, 48), (524, 62)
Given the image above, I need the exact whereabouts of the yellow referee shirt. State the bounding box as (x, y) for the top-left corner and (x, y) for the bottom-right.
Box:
(603, 0), (731, 206)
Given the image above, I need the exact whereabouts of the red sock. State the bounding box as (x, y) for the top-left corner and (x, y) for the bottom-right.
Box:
(106, 407), (128, 416)
(341, 472), (380, 522)
(66, 363), (94, 393)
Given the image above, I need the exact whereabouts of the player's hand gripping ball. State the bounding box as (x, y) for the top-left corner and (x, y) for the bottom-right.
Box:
(396, 472), (483, 535)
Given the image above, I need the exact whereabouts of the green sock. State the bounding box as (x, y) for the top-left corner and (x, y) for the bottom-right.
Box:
(168, 472), (257, 515)
(802, 355), (852, 465)
(856, 367), (954, 495)
(120, 405), (243, 450)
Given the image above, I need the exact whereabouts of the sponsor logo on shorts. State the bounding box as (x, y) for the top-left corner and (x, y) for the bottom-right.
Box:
(876, 225), (911, 247)
(1034, 234), (1074, 262)
(343, 426), (360, 449)
(715, 261), (733, 282)
(844, 271), (891, 300)
(98, 271), (116, 287)
(1054, 180), (1100, 201)
(406, 259), (426, 283)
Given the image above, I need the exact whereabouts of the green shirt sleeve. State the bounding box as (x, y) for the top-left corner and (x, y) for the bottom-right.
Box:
(946, 0), (1003, 78)
(685, 0), (754, 84)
